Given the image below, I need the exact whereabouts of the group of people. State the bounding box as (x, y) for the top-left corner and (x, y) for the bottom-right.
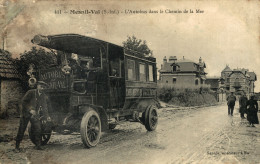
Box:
(226, 92), (259, 127)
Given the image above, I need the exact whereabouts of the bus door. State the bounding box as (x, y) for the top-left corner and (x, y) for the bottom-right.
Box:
(109, 58), (125, 109)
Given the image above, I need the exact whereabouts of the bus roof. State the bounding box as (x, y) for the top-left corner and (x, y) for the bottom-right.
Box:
(32, 34), (155, 62)
(32, 34), (121, 54)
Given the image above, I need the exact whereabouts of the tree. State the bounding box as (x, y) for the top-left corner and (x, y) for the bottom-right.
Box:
(16, 47), (56, 90)
(0, 49), (11, 58)
(122, 35), (153, 56)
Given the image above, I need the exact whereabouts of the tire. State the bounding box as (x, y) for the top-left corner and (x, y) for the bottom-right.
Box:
(80, 109), (101, 148)
(140, 112), (146, 125)
(108, 124), (117, 130)
(28, 122), (52, 146)
(144, 105), (158, 131)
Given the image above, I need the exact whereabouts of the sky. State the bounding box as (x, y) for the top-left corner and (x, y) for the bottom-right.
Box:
(1, 0), (260, 91)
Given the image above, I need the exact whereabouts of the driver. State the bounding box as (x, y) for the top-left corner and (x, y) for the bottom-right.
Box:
(15, 81), (52, 151)
(80, 59), (95, 78)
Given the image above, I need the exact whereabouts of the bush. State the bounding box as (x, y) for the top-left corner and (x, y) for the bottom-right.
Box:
(16, 47), (56, 90)
(157, 83), (217, 106)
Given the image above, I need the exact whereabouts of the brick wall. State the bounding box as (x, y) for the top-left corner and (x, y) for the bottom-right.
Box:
(0, 80), (24, 116)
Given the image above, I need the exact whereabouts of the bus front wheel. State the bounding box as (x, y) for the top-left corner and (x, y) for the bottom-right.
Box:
(80, 109), (101, 148)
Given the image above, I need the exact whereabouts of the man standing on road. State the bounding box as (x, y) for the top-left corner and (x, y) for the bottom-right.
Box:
(226, 92), (236, 116)
(15, 81), (52, 151)
(239, 92), (248, 119)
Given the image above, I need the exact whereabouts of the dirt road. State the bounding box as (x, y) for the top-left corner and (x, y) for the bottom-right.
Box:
(1, 103), (259, 164)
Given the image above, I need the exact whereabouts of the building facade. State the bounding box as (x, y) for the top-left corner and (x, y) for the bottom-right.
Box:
(220, 65), (257, 95)
(0, 50), (24, 117)
(159, 56), (207, 86)
(205, 77), (219, 92)
(205, 65), (257, 96)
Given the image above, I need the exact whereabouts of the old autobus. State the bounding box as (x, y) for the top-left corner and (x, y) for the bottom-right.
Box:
(29, 34), (159, 148)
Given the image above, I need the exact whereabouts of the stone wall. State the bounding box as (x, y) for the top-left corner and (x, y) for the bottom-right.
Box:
(0, 80), (24, 117)
(161, 73), (196, 86)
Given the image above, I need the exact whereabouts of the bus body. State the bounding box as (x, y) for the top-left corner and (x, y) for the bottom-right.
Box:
(29, 34), (159, 148)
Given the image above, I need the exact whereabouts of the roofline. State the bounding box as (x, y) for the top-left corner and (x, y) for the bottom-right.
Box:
(206, 78), (220, 80)
(228, 71), (246, 78)
(32, 34), (155, 61)
(175, 61), (198, 64)
(206, 76), (220, 79)
(0, 77), (21, 80)
(159, 70), (206, 74)
(124, 53), (156, 63)
(44, 33), (123, 48)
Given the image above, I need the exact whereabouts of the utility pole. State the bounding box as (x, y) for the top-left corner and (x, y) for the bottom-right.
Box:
(2, 36), (5, 50)
(2, 31), (7, 50)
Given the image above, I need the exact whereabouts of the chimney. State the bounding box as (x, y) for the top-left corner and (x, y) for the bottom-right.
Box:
(199, 57), (202, 63)
(163, 56), (167, 63)
(169, 56), (177, 63)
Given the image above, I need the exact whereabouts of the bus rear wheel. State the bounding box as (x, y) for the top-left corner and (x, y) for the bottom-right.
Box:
(144, 105), (158, 131)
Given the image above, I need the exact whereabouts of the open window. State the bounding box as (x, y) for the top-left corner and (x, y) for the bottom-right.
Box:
(108, 45), (124, 78)
(80, 57), (93, 69)
(148, 65), (154, 82)
(171, 63), (180, 72)
(139, 63), (146, 82)
(172, 78), (177, 84)
(195, 79), (199, 85)
(109, 59), (121, 77)
(173, 66), (177, 72)
(127, 59), (136, 81)
(72, 81), (87, 94)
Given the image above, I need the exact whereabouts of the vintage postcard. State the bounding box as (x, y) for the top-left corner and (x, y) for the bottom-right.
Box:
(0, 0), (259, 163)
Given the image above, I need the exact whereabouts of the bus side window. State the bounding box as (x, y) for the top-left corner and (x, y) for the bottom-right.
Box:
(127, 59), (136, 81)
(110, 59), (120, 77)
(148, 65), (154, 82)
(139, 63), (146, 82)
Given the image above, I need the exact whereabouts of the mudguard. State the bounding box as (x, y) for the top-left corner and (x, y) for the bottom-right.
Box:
(126, 98), (160, 112)
(78, 104), (108, 132)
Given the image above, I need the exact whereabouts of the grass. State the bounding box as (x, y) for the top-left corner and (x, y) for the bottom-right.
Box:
(157, 83), (217, 106)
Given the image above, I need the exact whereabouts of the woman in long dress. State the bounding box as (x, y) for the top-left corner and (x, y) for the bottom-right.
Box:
(246, 95), (259, 127)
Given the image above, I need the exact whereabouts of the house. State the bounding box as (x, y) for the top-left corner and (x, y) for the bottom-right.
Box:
(158, 56), (207, 86)
(205, 77), (220, 92)
(204, 65), (257, 101)
(0, 49), (24, 117)
(220, 65), (257, 95)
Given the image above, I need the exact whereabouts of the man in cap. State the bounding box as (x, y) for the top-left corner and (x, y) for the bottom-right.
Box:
(15, 81), (52, 151)
(226, 92), (236, 116)
(239, 91), (248, 119)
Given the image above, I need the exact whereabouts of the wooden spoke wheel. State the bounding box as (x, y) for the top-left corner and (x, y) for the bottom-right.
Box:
(144, 105), (158, 131)
(28, 122), (52, 146)
(80, 109), (101, 148)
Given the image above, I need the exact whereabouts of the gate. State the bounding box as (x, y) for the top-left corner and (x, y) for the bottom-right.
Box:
(218, 93), (226, 102)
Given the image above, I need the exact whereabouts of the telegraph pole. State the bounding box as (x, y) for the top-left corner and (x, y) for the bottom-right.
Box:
(2, 31), (7, 50)
(2, 36), (4, 50)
